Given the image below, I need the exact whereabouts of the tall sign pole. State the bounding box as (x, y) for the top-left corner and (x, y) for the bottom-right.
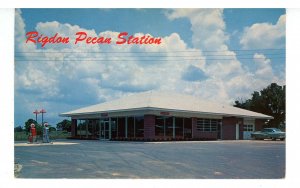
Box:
(33, 109), (40, 123)
(40, 109), (46, 126)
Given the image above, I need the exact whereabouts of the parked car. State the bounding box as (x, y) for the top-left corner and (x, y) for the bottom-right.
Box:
(251, 128), (285, 141)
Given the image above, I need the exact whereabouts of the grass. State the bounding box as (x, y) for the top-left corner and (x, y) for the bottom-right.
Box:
(14, 131), (70, 141)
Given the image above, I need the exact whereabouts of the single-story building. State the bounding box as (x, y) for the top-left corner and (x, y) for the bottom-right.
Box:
(60, 91), (273, 141)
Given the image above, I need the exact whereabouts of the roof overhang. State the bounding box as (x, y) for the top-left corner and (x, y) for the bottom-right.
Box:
(60, 107), (273, 120)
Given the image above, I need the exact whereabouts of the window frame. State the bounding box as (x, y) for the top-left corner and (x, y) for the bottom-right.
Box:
(196, 118), (220, 132)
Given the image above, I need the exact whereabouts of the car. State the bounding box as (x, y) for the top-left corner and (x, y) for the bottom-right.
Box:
(251, 128), (285, 141)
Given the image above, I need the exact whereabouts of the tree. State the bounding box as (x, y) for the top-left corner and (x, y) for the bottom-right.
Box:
(24, 119), (38, 133)
(48, 126), (56, 132)
(24, 119), (42, 135)
(14, 126), (23, 132)
(56, 119), (71, 132)
(234, 83), (286, 129)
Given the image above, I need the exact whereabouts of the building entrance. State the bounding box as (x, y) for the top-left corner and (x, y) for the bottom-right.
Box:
(100, 120), (109, 140)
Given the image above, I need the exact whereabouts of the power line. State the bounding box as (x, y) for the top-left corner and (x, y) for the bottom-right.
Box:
(14, 57), (285, 62)
(15, 48), (285, 62)
(14, 52), (285, 58)
(15, 48), (285, 54)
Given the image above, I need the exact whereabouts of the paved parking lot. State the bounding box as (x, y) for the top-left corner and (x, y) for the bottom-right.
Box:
(14, 140), (285, 179)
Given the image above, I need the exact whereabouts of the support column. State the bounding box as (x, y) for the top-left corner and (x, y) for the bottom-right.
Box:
(109, 117), (111, 140)
(125, 116), (128, 138)
(92, 120), (96, 138)
(144, 115), (155, 139)
(163, 118), (166, 138)
(103, 120), (106, 139)
(192, 117), (197, 139)
(79, 120), (82, 139)
(85, 120), (88, 138)
(98, 119), (101, 140)
(71, 119), (77, 137)
(116, 117), (119, 138)
(134, 116), (136, 138)
(173, 117), (175, 139)
(182, 118), (185, 138)
(235, 124), (239, 140)
(99, 119), (102, 140)
(220, 121), (223, 140)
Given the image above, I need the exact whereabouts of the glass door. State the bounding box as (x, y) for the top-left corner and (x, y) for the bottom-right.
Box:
(100, 120), (109, 140)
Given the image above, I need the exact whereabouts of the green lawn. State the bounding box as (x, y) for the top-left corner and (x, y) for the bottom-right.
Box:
(14, 131), (70, 141)
(14, 132), (28, 141)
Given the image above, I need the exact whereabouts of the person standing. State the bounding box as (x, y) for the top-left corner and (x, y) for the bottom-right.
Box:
(43, 122), (51, 143)
(30, 123), (37, 143)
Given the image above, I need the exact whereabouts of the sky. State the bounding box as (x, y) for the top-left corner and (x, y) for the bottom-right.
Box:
(14, 8), (286, 127)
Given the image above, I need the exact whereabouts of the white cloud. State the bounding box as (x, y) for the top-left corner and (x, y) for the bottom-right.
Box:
(167, 9), (244, 79)
(240, 14), (286, 49)
(15, 9), (208, 125)
(166, 9), (246, 103)
(15, 9), (35, 52)
(253, 53), (273, 80)
(167, 9), (227, 50)
(166, 9), (285, 105)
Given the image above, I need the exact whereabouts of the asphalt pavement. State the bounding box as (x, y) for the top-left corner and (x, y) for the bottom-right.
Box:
(14, 140), (285, 179)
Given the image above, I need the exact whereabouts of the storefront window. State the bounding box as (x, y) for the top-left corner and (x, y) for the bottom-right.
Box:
(118, 117), (125, 137)
(175, 117), (184, 137)
(155, 116), (173, 138)
(77, 120), (88, 138)
(155, 116), (165, 137)
(128, 117), (135, 137)
(165, 117), (173, 137)
(87, 119), (97, 138)
(111, 118), (117, 138)
(184, 118), (192, 138)
(196, 118), (221, 132)
(135, 116), (144, 137)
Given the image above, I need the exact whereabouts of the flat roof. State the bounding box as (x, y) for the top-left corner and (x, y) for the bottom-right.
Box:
(60, 91), (273, 119)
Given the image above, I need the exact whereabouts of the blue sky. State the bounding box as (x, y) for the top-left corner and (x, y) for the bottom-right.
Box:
(21, 9), (193, 47)
(20, 9), (285, 48)
(15, 8), (286, 127)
